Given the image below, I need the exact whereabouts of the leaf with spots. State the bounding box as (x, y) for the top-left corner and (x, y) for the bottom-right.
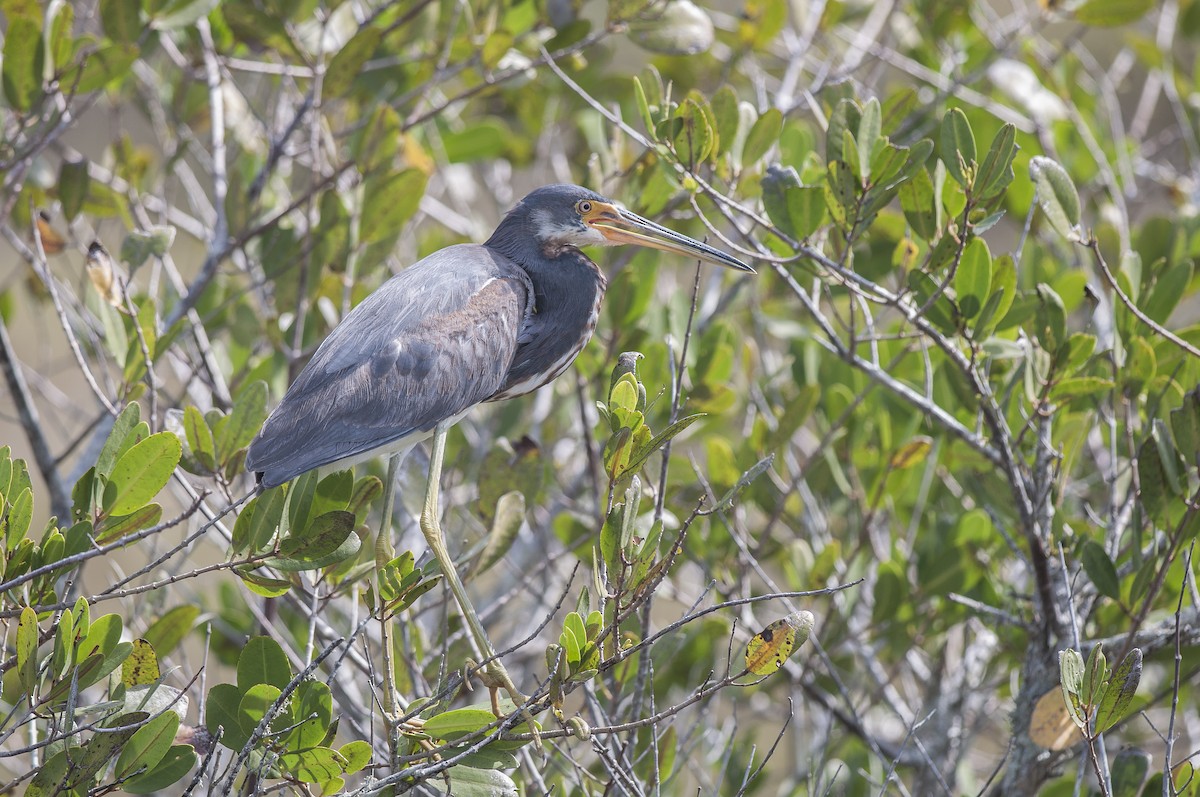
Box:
(122, 639), (161, 687)
(744, 611), (814, 676)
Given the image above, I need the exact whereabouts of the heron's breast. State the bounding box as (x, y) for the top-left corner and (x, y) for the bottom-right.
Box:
(490, 283), (603, 401)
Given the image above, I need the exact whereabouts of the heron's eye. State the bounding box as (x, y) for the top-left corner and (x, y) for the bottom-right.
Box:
(577, 200), (593, 215)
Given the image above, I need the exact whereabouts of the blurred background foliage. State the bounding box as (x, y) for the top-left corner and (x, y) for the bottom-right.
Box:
(1, 0), (1200, 794)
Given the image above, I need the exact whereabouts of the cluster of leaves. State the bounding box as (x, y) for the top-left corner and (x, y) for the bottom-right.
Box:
(229, 470), (373, 596)
(205, 636), (371, 791)
(1059, 644), (1143, 742)
(13, 599), (198, 795)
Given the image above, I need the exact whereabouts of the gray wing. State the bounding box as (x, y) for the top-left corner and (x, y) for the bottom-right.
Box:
(246, 244), (532, 487)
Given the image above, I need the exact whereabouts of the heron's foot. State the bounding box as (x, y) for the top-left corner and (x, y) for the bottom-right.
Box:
(465, 657), (527, 711)
(466, 657), (543, 753)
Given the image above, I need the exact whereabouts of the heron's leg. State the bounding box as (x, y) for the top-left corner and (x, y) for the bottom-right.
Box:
(376, 453), (403, 763)
(376, 453), (401, 713)
(420, 421), (527, 708)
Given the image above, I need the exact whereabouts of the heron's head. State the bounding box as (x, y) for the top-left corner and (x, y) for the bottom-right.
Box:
(490, 184), (753, 272)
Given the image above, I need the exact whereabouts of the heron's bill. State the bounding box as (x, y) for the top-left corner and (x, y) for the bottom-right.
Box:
(585, 203), (755, 273)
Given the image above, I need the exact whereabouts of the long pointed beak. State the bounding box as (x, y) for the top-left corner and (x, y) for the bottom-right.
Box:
(585, 203), (755, 273)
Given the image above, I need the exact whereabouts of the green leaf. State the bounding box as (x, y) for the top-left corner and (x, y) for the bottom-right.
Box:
(1034, 283), (1067, 354)
(59, 159), (91, 221)
(1142, 260), (1193, 324)
(1111, 747), (1151, 797)
(1075, 0), (1155, 26)
(310, 469), (353, 519)
(98, 403), (142, 478)
(283, 679), (334, 750)
(841, 128), (862, 182)
(47, 2), (75, 73)
(236, 567), (292, 598)
(33, 712), (144, 792)
(123, 744), (197, 793)
(324, 25), (381, 97)
(105, 432), (181, 516)
(216, 381), (268, 466)
(423, 707), (497, 739)
(183, 406), (216, 471)
(267, 510), (359, 571)
(1080, 541), (1121, 601)
(955, 237), (992, 320)
(907, 270), (959, 333)
(76, 641), (133, 693)
(17, 606), (38, 697)
(340, 740), (372, 773)
(142, 605), (200, 657)
(616, 413), (705, 480)
(347, 475), (383, 525)
(762, 166), (827, 241)
(237, 636), (292, 692)
(100, 0), (142, 43)
(95, 503), (162, 543)
(1137, 437), (1168, 520)
(352, 105), (401, 174)
(1095, 648), (1141, 733)
(975, 123), (1017, 199)
(361, 169), (428, 243)
(742, 108), (782, 167)
(51, 608), (74, 679)
(899, 167), (937, 240)
(238, 682), (285, 734)
(78, 612), (123, 660)
(940, 108), (976, 187)
(206, 682), (249, 750)
(672, 96), (715, 165)
(1171, 391), (1200, 462)
(1029, 156), (1081, 240)
(444, 766), (519, 797)
(856, 97), (881, 181)
(120, 225), (176, 268)
(5, 487), (33, 544)
(442, 119), (510, 163)
(474, 491), (524, 576)
(632, 76), (656, 134)
(286, 469), (318, 535)
(63, 42), (139, 93)
(1059, 648), (1086, 727)
(1062, 332), (1097, 374)
(115, 710), (179, 779)
(825, 98), (861, 167)
(2, 17), (43, 112)
(1082, 643), (1108, 707)
(1049, 377), (1114, 402)
(240, 485), (287, 553)
(710, 86), (739, 156)
(279, 746), (344, 783)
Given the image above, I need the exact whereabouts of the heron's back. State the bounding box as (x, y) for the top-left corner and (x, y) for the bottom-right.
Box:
(246, 245), (532, 487)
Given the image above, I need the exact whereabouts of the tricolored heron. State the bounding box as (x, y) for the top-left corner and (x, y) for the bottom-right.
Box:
(245, 184), (752, 703)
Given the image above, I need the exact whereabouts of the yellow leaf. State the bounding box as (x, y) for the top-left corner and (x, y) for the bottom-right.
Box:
(86, 241), (127, 310)
(744, 611), (814, 676)
(35, 213), (66, 255)
(121, 639), (161, 687)
(1028, 688), (1078, 750)
(889, 436), (933, 470)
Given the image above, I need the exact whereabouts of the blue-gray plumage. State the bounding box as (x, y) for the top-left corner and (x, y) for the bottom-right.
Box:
(245, 184), (751, 488)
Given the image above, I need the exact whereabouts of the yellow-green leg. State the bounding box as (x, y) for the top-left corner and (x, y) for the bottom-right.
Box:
(377, 453), (403, 765)
(421, 422), (526, 710)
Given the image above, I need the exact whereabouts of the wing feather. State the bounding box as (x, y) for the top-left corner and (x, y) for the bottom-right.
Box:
(246, 245), (531, 487)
